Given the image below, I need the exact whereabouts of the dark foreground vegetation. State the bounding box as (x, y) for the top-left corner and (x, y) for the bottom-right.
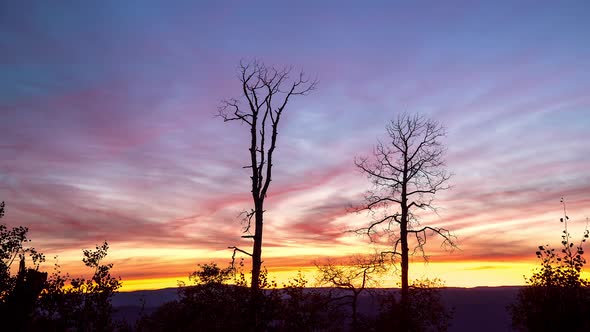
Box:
(120, 262), (451, 332)
(1, 194), (590, 332)
(508, 199), (590, 331)
(1, 201), (122, 331)
(0, 205), (588, 332)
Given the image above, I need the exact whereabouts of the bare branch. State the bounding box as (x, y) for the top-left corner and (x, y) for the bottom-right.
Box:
(238, 209), (255, 234)
(408, 226), (458, 254)
(228, 246), (253, 257)
(353, 213), (401, 242)
(315, 254), (385, 293)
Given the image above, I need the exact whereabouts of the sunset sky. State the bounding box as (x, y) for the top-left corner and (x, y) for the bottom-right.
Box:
(2, 1), (589, 291)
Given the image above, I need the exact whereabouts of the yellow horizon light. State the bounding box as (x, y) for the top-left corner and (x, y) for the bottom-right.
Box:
(114, 260), (588, 292)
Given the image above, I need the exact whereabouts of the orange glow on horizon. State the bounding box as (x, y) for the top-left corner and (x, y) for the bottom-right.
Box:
(116, 260), (590, 292)
(122, 277), (190, 292)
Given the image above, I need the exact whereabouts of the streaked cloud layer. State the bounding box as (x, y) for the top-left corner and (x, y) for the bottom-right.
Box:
(1, 0), (589, 289)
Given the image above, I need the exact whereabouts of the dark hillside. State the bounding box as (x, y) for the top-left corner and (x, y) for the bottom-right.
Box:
(112, 286), (520, 331)
(441, 287), (519, 332)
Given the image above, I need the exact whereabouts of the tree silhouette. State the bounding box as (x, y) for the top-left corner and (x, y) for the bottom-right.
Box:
(274, 271), (344, 332)
(509, 198), (590, 331)
(0, 201), (47, 330)
(0, 202), (122, 331)
(354, 113), (455, 328)
(315, 254), (384, 331)
(218, 60), (316, 299)
(376, 279), (452, 332)
(1, 201), (46, 301)
(35, 241), (121, 332)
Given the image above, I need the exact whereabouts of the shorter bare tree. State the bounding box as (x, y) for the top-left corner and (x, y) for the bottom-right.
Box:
(354, 112), (456, 318)
(316, 254), (385, 331)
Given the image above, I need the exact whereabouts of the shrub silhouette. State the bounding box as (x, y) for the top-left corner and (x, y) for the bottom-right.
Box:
(138, 262), (273, 332)
(274, 271), (345, 332)
(33, 241), (121, 332)
(375, 278), (452, 332)
(0, 201), (47, 330)
(509, 199), (590, 332)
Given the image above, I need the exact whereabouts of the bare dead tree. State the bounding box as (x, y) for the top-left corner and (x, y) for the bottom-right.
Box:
(219, 60), (316, 295)
(354, 112), (456, 312)
(315, 254), (385, 331)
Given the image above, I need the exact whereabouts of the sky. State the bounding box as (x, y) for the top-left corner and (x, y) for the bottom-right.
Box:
(1, 0), (589, 291)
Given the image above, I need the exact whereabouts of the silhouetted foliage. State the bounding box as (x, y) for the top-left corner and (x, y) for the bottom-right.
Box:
(34, 241), (122, 332)
(0, 203), (123, 331)
(375, 279), (452, 332)
(189, 262), (233, 285)
(137, 263), (350, 332)
(274, 271), (345, 332)
(315, 255), (385, 331)
(137, 261), (279, 332)
(509, 199), (590, 332)
(0, 201), (47, 330)
(219, 60), (317, 302)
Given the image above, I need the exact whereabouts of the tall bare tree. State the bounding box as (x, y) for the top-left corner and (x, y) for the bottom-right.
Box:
(354, 112), (455, 313)
(219, 61), (316, 294)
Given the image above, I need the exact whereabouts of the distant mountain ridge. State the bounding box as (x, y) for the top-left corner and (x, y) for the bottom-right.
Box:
(112, 286), (521, 332)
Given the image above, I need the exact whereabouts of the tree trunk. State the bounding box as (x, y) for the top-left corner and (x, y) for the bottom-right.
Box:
(400, 218), (409, 305)
(400, 172), (410, 331)
(251, 201), (263, 293)
(250, 201), (264, 330)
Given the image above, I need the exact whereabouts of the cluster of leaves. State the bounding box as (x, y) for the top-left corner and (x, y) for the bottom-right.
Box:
(34, 241), (122, 331)
(0, 201), (48, 328)
(0, 201), (46, 303)
(375, 278), (453, 332)
(509, 200), (590, 332)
